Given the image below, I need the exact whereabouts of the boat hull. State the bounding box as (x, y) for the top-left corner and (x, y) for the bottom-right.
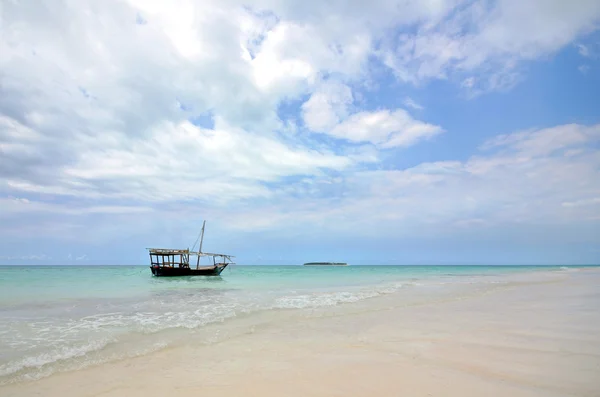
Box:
(150, 265), (227, 277)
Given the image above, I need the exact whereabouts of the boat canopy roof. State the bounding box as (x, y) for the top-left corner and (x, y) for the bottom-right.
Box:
(148, 248), (189, 255)
(147, 248), (234, 258)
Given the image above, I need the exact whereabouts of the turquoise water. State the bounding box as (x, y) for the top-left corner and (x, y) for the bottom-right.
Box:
(0, 264), (593, 384)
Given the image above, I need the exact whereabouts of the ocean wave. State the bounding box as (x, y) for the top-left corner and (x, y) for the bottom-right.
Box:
(273, 282), (407, 309)
(0, 303), (241, 384)
(0, 337), (113, 379)
(559, 266), (579, 272)
(71, 306), (239, 334)
(0, 339), (168, 385)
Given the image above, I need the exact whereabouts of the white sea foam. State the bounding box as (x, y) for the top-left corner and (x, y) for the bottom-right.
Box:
(0, 306), (242, 384)
(0, 338), (113, 378)
(559, 266), (579, 272)
(0, 300), (241, 384)
(273, 282), (408, 309)
(0, 339), (169, 385)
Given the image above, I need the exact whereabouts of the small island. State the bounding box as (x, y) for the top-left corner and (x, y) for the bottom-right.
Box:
(303, 262), (348, 266)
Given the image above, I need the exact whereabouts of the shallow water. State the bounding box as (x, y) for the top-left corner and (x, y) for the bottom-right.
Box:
(0, 264), (594, 384)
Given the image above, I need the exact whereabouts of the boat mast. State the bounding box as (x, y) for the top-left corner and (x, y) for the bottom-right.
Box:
(199, 220), (206, 253)
(196, 220), (206, 269)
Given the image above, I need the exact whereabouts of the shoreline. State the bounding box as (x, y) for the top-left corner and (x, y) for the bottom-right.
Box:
(1, 268), (599, 396)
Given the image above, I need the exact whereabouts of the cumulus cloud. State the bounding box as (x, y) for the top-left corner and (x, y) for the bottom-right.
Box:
(329, 109), (443, 148)
(301, 81), (353, 132)
(301, 85), (441, 148)
(2, 116), (354, 203)
(1, 0), (599, 261)
(215, 123), (600, 235)
(0, 1), (373, 207)
(379, 0), (600, 91)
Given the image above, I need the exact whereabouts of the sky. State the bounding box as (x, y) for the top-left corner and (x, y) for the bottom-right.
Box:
(1, 0), (600, 266)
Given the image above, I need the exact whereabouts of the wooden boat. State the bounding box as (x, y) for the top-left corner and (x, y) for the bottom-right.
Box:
(303, 262), (348, 266)
(147, 221), (234, 277)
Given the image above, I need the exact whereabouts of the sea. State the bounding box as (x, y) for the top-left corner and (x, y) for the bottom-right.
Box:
(0, 264), (594, 385)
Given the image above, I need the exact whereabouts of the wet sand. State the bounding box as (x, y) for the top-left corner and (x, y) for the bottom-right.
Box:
(2, 268), (599, 397)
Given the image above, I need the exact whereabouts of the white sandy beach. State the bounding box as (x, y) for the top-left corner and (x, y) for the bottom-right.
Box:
(2, 268), (599, 397)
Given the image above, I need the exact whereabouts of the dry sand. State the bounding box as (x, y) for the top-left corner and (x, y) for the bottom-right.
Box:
(2, 268), (599, 397)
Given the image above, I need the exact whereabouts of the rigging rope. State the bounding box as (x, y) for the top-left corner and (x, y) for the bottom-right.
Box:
(190, 229), (203, 252)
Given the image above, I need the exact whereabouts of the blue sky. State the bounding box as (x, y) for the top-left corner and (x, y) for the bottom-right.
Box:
(1, 0), (599, 265)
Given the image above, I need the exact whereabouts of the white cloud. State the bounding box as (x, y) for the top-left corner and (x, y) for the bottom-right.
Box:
(461, 77), (476, 88)
(562, 197), (600, 208)
(480, 124), (600, 157)
(403, 97), (424, 110)
(2, 117), (354, 204)
(0, 196), (154, 217)
(329, 109), (443, 148)
(301, 85), (441, 148)
(2, 123), (599, 252)
(301, 81), (353, 131)
(380, 0), (600, 91)
(1, 0), (599, 256)
(577, 43), (591, 57)
(579, 64), (591, 74)
(210, 123), (600, 236)
(2, 0), (395, 208)
(0, 254), (51, 261)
